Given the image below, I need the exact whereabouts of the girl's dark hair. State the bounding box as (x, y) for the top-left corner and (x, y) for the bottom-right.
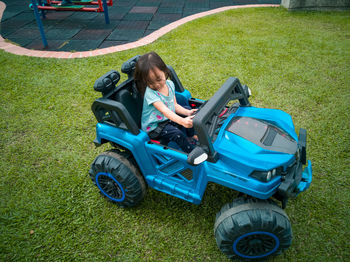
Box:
(134, 51), (171, 96)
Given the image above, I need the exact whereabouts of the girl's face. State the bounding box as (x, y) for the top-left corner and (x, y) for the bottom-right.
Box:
(148, 67), (166, 90)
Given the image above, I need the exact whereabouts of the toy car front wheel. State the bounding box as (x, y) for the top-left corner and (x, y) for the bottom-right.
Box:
(89, 150), (146, 207)
(214, 197), (292, 260)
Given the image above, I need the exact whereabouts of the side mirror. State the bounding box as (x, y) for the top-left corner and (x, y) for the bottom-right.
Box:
(187, 147), (208, 166)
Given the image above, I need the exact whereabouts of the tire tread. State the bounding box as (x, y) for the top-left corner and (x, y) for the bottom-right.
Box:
(89, 150), (146, 207)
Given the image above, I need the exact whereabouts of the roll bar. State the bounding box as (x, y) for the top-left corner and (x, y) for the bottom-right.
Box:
(193, 77), (250, 162)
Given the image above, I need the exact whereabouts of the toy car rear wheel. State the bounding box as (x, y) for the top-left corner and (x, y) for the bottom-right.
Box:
(89, 150), (146, 207)
(214, 197), (292, 260)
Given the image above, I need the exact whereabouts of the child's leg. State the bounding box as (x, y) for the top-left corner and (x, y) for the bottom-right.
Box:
(186, 126), (195, 138)
(168, 116), (196, 140)
(180, 106), (197, 139)
(160, 124), (194, 153)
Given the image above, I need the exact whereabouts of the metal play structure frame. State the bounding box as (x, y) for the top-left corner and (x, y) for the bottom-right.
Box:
(30, 0), (112, 48)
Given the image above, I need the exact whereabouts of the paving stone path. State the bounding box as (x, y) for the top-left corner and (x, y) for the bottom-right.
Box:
(0, 0), (280, 57)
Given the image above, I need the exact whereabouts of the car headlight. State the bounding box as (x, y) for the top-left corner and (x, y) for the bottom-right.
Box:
(250, 167), (282, 182)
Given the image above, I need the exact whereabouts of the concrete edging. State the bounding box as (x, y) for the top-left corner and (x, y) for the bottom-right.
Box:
(0, 2), (279, 59)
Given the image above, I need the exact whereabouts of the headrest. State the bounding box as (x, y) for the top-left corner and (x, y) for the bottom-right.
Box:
(94, 70), (120, 96)
(121, 55), (140, 78)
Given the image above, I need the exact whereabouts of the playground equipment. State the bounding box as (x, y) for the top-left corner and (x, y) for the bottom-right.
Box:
(33, 0), (113, 14)
(30, 0), (112, 47)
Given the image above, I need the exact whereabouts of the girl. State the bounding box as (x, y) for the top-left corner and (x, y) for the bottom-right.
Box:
(134, 52), (197, 153)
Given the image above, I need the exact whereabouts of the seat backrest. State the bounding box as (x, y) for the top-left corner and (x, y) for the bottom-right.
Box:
(113, 80), (143, 128)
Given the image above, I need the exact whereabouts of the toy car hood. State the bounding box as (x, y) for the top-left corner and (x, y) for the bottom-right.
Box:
(214, 106), (299, 169)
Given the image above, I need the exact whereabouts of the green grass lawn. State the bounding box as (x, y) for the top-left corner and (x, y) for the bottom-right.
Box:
(1, 7), (349, 261)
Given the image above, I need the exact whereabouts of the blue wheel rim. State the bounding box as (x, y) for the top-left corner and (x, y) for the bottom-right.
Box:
(233, 231), (280, 259)
(95, 172), (125, 202)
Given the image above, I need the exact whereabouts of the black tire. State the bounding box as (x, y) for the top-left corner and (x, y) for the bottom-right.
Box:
(214, 197), (292, 260)
(89, 150), (146, 207)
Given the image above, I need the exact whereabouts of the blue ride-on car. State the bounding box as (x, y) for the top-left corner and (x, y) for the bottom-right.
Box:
(89, 55), (312, 260)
